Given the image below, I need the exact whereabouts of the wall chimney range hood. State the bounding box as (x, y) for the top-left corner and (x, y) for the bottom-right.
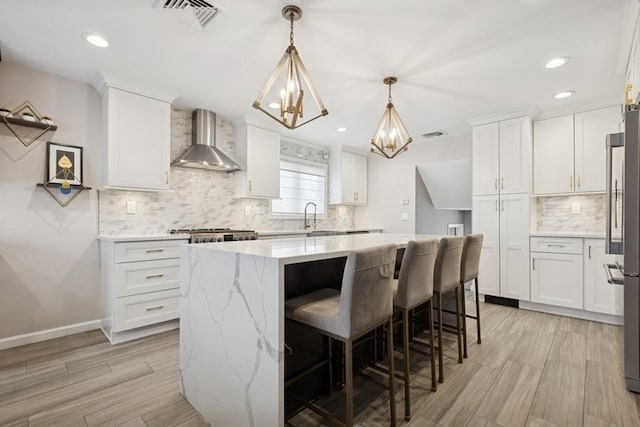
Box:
(172, 109), (241, 172)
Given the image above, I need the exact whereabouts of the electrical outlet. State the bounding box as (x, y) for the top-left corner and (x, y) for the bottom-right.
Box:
(244, 206), (251, 216)
(338, 207), (346, 217)
(126, 200), (136, 214)
(400, 212), (409, 221)
(400, 197), (409, 205)
(572, 202), (581, 214)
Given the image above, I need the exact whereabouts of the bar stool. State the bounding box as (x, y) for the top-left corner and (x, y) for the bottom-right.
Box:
(285, 244), (398, 427)
(393, 239), (438, 421)
(433, 236), (465, 383)
(460, 234), (484, 358)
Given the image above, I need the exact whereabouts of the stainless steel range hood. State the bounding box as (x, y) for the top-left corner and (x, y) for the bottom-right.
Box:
(172, 109), (241, 172)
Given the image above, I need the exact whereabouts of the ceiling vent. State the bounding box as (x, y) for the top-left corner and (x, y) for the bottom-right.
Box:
(153, 0), (226, 30)
(421, 130), (447, 139)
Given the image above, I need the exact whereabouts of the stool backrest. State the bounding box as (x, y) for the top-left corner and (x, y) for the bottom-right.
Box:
(461, 234), (483, 283)
(396, 239), (439, 308)
(339, 243), (397, 338)
(433, 236), (464, 293)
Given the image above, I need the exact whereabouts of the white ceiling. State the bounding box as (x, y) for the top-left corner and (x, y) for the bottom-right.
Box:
(0, 0), (626, 150)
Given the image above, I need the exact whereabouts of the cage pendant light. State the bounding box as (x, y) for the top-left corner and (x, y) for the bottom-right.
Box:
(370, 77), (413, 159)
(252, 5), (328, 130)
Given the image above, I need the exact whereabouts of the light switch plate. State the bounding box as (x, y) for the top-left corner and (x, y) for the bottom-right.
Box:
(572, 202), (581, 214)
(126, 200), (136, 214)
(400, 212), (409, 221)
(401, 197), (409, 205)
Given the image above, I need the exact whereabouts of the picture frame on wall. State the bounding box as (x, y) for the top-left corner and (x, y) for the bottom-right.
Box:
(46, 142), (83, 186)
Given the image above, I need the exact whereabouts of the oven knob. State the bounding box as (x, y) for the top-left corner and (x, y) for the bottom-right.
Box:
(250, 235), (257, 240)
(233, 236), (239, 241)
(217, 237), (224, 242)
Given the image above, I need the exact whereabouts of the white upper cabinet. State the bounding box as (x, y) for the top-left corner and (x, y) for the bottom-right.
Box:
(499, 117), (531, 194)
(94, 73), (177, 191)
(472, 123), (499, 196)
(574, 106), (622, 192)
(533, 106), (621, 195)
(533, 115), (574, 195)
(233, 124), (281, 199)
(472, 117), (530, 196)
(329, 148), (368, 205)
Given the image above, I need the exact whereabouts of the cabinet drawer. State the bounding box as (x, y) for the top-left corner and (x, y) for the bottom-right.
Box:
(114, 289), (180, 331)
(530, 237), (582, 254)
(115, 258), (180, 297)
(114, 239), (187, 263)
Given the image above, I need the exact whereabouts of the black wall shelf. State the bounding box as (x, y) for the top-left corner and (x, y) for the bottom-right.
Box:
(2, 116), (58, 132)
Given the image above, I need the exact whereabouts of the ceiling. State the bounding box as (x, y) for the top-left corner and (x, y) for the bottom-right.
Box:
(0, 0), (626, 150)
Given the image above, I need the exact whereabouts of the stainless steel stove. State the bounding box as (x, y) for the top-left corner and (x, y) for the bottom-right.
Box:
(169, 228), (258, 243)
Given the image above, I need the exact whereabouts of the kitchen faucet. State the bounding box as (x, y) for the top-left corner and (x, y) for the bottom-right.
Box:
(304, 202), (317, 230)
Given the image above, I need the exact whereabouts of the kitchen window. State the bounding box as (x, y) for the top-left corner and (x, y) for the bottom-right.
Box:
(271, 158), (327, 216)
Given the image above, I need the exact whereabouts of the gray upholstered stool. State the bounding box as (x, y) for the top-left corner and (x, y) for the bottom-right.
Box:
(460, 234), (484, 358)
(393, 239), (438, 421)
(433, 236), (465, 383)
(285, 244), (398, 427)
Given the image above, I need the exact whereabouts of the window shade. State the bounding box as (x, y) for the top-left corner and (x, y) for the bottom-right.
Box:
(271, 159), (327, 215)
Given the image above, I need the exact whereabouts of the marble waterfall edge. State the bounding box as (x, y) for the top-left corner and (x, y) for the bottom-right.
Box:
(179, 245), (283, 427)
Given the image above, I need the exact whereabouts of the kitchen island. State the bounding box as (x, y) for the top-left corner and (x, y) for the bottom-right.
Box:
(179, 233), (440, 427)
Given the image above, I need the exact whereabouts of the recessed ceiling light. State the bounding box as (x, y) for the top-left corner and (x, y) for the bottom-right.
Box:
(336, 127), (347, 132)
(545, 57), (571, 69)
(554, 90), (575, 99)
(268, 102), (280, 109)
(84, 33), (109, 48)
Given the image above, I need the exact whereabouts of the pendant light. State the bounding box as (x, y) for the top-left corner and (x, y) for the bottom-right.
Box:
(370, 77), (412, 159)
(252, 5), (328, 129)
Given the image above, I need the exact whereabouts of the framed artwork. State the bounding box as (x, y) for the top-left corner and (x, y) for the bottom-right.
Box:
(46, 142), (83, 186)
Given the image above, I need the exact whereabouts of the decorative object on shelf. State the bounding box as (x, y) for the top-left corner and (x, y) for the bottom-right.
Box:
(252, 4), (328, 130)
(37, 141), (90, 207)
(0, 101), (57, 146)
(370, 76), (413, 159)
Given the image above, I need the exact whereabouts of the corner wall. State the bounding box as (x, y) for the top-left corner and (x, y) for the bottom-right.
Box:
(0, 62), (102, 342)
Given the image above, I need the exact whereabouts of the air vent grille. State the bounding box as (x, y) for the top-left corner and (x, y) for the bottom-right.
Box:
(421, 130), (447, 139)
(154, 0), (226, 30)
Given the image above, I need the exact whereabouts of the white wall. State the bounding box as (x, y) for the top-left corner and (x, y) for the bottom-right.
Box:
(0, 62), (102, 341)
(356, 136), (472, 233)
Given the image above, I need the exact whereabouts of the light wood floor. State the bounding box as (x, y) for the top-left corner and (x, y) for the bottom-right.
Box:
(0, 303), (638, 427)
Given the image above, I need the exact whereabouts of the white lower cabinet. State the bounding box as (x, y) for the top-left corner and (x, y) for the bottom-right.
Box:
(584, 239), (624, 315)
(530, 251), (583, 309)
(100, 237), (188, 344)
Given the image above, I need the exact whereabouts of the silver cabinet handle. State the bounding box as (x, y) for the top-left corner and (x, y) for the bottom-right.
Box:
(501, 200), (504, 211)
(569, 175), (573, 190)
(500, 178), (504, 190)
(145, 249), (164, 253)
(495, 200), (498, 211)
(248, 179), (252, 192)
(532, 258), (535, 270)
(495, 178), (498, 190)
(165, 171), (169, 184)
(576, 175), (580, 189)
(547, 243), (565, 247)
(588, 245), (591, 259)
(146, 305), (165, 311)
(146, 273), (165, 279)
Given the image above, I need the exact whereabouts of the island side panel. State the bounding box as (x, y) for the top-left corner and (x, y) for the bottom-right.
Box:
(179, 245), (284, 427)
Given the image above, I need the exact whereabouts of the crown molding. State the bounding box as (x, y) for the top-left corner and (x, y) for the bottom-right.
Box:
(468, 107), (538, 127)
(92, 72), (178, 103)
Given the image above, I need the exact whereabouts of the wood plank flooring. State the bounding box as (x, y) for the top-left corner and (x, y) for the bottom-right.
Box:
(0, 302), (638, 426)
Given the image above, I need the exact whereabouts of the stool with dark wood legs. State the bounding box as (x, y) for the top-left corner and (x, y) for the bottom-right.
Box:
(284, 244), (398, 427)
(433, 236), (465, 383)
(393, 239), (439, 421)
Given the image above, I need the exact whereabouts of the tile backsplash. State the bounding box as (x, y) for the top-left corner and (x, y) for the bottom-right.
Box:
(534, 194), (605, 233)
(98, 109), (355, 235)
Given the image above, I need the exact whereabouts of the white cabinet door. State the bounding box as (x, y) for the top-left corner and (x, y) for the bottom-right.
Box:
(106, 88), (171, 190)
(472, 123), (499, 196)
(499, 117), (531, 195)
(472, 195), (500, 296)
(499, 194), (530, 300)
(245, 126), (280, 198)
(533, 116), (574, 195)
(341, 151), (367, 204)
(584, 239), (624, 315)
(530, 252), (583, 309)
(574, 106), (621, 193)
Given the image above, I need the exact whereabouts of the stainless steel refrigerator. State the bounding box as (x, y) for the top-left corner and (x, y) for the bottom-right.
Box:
(606, 104), (640, 393)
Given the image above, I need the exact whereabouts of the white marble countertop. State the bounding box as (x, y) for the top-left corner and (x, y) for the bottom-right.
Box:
(191, 233), (440, 263)
(97, 234), (190, 242)
(530, 231), (606, 239)
(256, 228), (383, 236)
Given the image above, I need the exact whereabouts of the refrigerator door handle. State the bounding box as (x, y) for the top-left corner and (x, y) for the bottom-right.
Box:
(603, 263), (625, 285)
(606, 132), (624, 254)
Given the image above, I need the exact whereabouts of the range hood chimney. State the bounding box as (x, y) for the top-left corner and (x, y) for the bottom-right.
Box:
(172, 109), (241, 172)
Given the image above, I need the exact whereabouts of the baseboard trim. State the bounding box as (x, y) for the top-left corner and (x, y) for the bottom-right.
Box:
(519, 301), (623, 325)
(0, 320), (101, 351)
